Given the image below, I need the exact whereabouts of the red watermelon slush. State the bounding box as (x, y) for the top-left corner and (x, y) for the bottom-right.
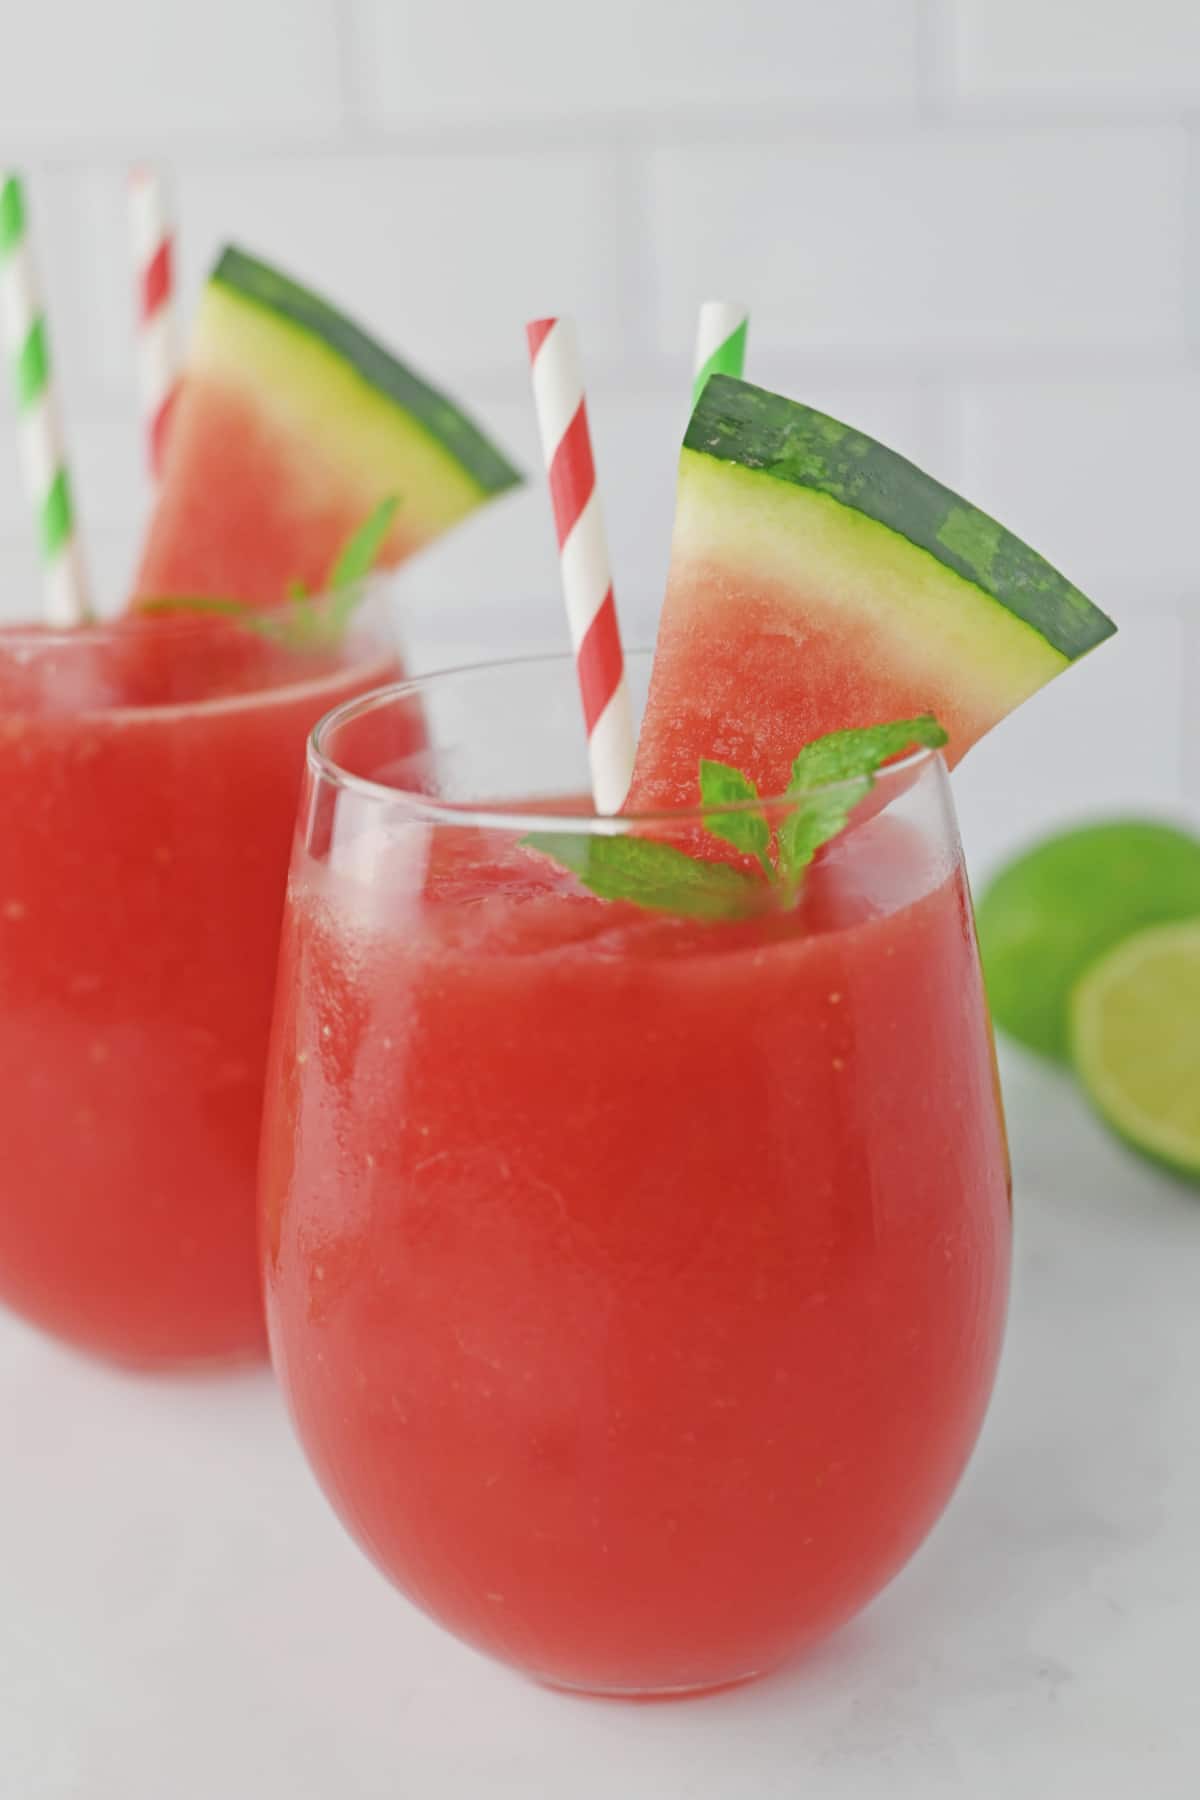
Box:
(0, 606), (402, 1366)
(261, 675), (1011, 1694)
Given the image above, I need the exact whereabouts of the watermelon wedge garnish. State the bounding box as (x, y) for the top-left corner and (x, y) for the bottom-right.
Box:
(629, 376), (1115, 810)
(132, 247), (521, 608)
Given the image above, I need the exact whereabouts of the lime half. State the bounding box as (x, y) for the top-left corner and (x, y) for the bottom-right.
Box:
(1070, 919), (1200, 1184)
(977, 821), (1200, 1062)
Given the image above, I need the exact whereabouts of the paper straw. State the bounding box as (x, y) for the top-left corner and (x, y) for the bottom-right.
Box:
(128, 165), (180, 478)
(692, 301), (748, 407)
(0, 173), (91, 626)
(526, 316), (634, 815)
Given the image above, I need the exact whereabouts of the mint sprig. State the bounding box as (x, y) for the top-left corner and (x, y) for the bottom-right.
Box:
(525, 832), (759, 921)
(141, 494), (400, 651)
(527, 714), (948, 918)
(328, 494), (400, 589)
(699, 759), (773, 879)
(778, 715), (948, 883)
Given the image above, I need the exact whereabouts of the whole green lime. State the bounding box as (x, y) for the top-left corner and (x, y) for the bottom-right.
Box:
(975, 820), (1200, 1061)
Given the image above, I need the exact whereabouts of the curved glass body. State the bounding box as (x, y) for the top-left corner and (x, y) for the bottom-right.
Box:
(0, 594), (401, 1367)
(261, 653), (1011, 1695)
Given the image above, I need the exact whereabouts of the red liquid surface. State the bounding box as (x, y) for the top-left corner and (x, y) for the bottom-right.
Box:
(0, 621), (402, 1366)
(262, 810), (1011, 1693)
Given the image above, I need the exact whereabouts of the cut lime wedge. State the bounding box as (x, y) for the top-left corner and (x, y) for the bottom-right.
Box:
(1070, 919), (1200, 1184)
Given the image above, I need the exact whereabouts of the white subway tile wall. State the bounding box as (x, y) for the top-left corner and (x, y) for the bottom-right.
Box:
(650, 129), (1187, 359)
(352, 0), (923, 123)
(1, 0), (1194, 868)
(0, 2), (345, 139)
(953, 0), (1200, 104)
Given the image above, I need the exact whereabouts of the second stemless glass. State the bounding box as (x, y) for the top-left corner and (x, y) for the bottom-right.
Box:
(0, 590), (402, 1367)
(261, 652), (1011, 1696)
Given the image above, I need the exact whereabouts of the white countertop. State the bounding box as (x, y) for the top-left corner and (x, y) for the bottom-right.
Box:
(2, 1045), (1197, 1799)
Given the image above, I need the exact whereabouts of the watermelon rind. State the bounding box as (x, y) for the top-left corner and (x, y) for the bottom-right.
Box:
(212, 247), (520, 501)
(686, 376), (1114, 664)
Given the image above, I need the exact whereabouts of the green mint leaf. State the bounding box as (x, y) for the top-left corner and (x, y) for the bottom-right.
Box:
(788, 715), (948, 791)
(777, 714), (948, 881)
(274, 492), (402, 652)
(141, 591), (344, 655)
(144, 498), (402, 657)
(777, 779), (873, 882)
(328, 494), (401, 590)
(325, 579), (370, 639)
(139, 596), (292, 643)
(141, 595), (254, 620)
(698, 758), (773, 878)
(524, 832), (759, 922)
(289, 590), (323, 647)
(524, 714), (946, 920)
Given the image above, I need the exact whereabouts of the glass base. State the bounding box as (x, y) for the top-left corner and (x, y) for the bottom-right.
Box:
(537, 1666), (768, 1702)
(57, 1329), (269, 1380)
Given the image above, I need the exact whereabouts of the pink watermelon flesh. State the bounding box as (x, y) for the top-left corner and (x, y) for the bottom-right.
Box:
(628, 575), (995, 813)
(133, 380), (422, 608)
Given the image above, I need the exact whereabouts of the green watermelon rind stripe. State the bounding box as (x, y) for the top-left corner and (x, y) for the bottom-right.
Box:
(211, 246), (522, 498)
(687, 376), (1115, 662)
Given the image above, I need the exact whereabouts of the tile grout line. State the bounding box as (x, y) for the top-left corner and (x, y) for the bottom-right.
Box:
(10, 104), (1200, 175)
(333, 0), (367, 132)
(915, 0), (953, 121)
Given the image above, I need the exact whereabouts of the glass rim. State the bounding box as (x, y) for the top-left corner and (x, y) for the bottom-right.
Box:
(308, 649), (944, 833)
(0, 575), (392, 651)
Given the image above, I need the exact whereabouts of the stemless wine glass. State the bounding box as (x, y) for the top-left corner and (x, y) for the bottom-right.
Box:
(0, 587), (401, 1368)
(261, 651), (1011, 1697)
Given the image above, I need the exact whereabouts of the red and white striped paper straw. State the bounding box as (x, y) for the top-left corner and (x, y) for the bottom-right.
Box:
(526, 317), (634, 815)
(128, 166), (180, 478)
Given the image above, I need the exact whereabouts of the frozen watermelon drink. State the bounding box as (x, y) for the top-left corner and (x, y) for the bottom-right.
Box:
(261, 374), (1115, 1692)
(0, 606), (402, 1365)
(261, 659), (1007, 1694)
(0, 247), (520, 1366)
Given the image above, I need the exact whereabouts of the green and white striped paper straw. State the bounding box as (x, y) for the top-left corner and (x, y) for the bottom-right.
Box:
(692, 301), (748, 407)
(0, 173), (91, 626)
